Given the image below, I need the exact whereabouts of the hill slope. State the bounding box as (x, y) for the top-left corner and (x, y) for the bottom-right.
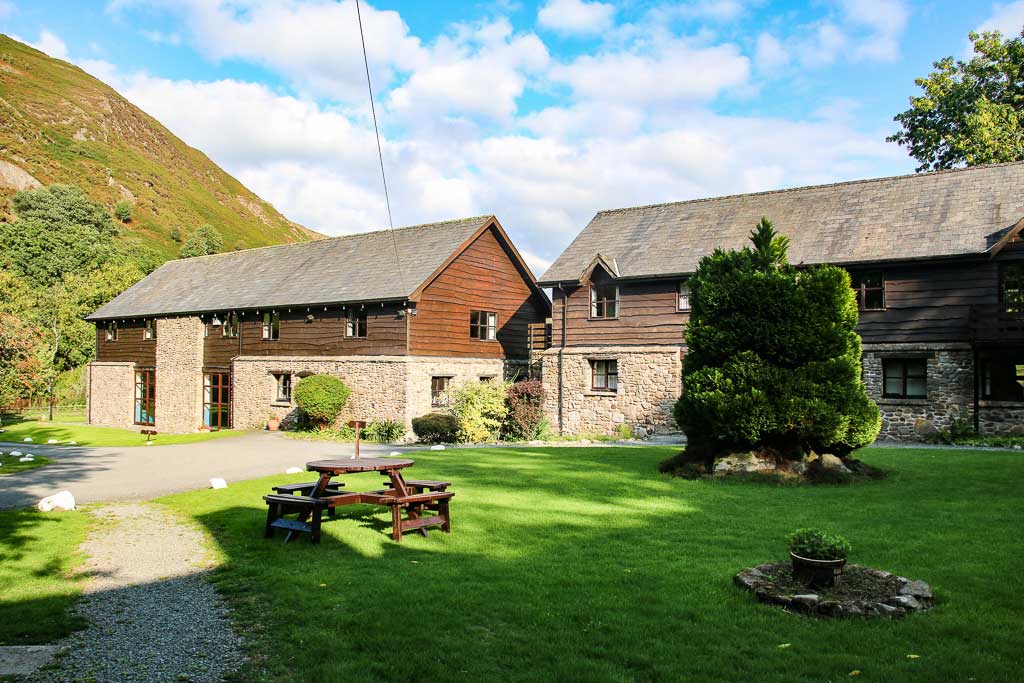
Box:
(0, 35), (320, 258)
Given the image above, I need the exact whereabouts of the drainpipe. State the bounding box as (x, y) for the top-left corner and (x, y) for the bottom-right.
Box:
(973, 347), (980, 434)
(557, 284), (568, 436)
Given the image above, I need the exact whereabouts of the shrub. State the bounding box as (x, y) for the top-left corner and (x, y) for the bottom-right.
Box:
(364, 419), (405, 443)
(787, 528), (851, 561)
(503, 380), (546, 440)
(292, 375), (350, 427)
(114, 200), (133, 223)
(179, 224), (224, 258)
(450, 380), (509, 443)
(412, 413), (459, 443)
(169, 226), (182, 243)
(675, 218), (881, 459)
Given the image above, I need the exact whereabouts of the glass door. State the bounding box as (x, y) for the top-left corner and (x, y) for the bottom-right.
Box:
(134, 369), (155, 425)
(203, 372), (232, 430)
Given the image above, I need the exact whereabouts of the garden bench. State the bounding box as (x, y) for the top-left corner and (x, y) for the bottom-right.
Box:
(273, 481), (347, 519)
(382, 478), (451, 493)
(263, 494), (330, 543)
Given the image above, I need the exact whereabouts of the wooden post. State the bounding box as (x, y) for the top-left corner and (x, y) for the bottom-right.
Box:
(347, 420), (367, 459)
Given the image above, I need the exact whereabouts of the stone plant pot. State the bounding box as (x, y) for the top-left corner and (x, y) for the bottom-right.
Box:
(791, 552), (847, 588)
(267, 418), (281, 432)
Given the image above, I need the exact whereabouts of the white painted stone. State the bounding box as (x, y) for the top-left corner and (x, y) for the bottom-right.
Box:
(19, 456), (33, 462)
(429, 444), (445, 451)
(23, 437), (32, 442)
(145, 441), (154, 446)
(37, 491), (76, 512)
(210, 478), (228, 489)
(10, 450), (21, 456)
(389, 451), (402, 456)
(68, 441), (77, 445)
(285, 467), (302, 474)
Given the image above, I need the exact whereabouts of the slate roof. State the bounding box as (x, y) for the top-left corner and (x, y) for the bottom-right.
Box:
(88, 216), (493, 320)
(538, 162), (1024, 285)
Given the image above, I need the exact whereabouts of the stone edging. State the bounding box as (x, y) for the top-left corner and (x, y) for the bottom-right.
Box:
(734, 562), (934, 618)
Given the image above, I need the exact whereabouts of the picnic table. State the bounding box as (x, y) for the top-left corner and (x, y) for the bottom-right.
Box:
(263, 457), (453, 544)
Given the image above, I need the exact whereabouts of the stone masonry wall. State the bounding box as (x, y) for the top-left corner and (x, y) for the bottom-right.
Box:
(155, 317), (205, 434)
(87, 361), (135, 429)
(977, 403), (1024, 436)
(542, 346), (682, 436)
(232, 356), (408, 431)
(404, 357), (506, 425)
(862, 344), (975, 440)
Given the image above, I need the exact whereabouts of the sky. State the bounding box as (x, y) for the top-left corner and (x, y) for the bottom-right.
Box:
(2, 0), (1022, 275)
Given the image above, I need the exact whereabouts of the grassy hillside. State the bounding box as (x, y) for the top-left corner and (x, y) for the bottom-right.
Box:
(0, 34), (320, 259)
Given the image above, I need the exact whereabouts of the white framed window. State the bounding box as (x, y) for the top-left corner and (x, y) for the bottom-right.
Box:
(470, 310), (497, 340)
(590, 285), (619, 319)
(105, 321), (118, 341)
(221, 312), (239, 338)
(273, 373), (292, 402)
(262, 312), (280, 340)
(346, 310), (367, 338)
(678, 281), (691, 311)
(590, 359), (618, 392)
(431, 376), (452, 408)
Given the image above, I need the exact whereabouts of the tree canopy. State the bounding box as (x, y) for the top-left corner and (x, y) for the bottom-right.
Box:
(889, 30), (1024, 171)
(179, 224), (224, 259)
(675, 218), (881, 458)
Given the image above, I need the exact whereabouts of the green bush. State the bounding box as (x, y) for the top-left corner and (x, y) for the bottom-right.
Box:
(675, 218), (881, 458)
(293, 375), (350, 427)
(787, 528), (851, 561)
(503, 380), (546, 440)
(114, 200), (133, 223)
(179, 224), (224, 258)
(411, 413), (459, 443)
(364, 419), (405, 443)
(169, 226), (182, 243)
(450, 380), (509, 443)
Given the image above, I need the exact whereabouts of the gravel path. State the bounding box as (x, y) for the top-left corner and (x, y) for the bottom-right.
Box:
(36, 504), (243, 683)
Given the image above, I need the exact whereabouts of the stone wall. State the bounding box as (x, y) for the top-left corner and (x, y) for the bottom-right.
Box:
(154, 317), (205, 434)
(542, 346), (682, 436)
(232, 355), (506, 433)
(977, 402), (1024, 436)
(87, 361), (135, 429)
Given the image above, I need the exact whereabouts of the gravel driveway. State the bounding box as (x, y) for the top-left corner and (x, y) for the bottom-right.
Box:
(0, 432), (403, 509)
(35, 504), (243, 683)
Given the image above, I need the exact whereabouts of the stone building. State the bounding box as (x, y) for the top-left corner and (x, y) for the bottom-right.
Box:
(86, 216), (550, 435)
(537, 162), (1024, 440)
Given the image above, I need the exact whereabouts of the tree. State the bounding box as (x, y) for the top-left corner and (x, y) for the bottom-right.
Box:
(179, 225), (224, 259)
(0, 313), (45, 408)
(889, 30), (1024, 171)
(674, 218), (881, 460)
(114, 200), (133, 223)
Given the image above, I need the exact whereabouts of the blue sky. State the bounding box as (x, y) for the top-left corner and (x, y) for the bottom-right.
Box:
(2, 0), (1022, 272)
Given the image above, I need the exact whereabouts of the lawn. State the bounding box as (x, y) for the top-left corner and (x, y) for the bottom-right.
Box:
(160, 446), (1024, 683)
(0, 417), (244, 448)
(0, 452), (51, 475)
(0, 509), (90, 645)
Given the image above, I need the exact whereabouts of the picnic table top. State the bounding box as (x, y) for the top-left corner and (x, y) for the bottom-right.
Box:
(306, 458), (415, 474)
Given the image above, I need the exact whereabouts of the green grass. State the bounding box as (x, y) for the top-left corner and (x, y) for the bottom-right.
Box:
(0, 509), (90, 644)
(0, 417), (244, 447)
(160, 446), (1024, 683)
(0, 452), (51, 475)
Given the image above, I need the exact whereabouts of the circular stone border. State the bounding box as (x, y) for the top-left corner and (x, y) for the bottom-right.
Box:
(734, 562), (934, 618)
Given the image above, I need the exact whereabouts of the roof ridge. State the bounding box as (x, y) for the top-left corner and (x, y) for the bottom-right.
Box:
(595, 161), (1024, 217)
(169, 214), (495, 264)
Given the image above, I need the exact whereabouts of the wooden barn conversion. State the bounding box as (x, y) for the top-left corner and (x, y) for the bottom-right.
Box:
(537, 161), (1024, 440)
(86, 216), (550, 434)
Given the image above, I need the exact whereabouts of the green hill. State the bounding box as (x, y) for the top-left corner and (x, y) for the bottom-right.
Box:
(0, 34), (320, 258)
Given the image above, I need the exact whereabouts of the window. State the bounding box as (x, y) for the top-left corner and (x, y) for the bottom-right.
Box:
(262, 312), (279, 340)
(470, 310), (497, 340)
(882, 359), (927, 398)
(678, 281), (691, 311)
(273, 373), (292, 402)
(346, 309), (367, 338)
(431, 376), (452, 408)
(105, 321), (118, 341)
(221, 312), (239, 338)
(134, 369), (155, 425)
(1002, 263), (1024, 312)
(590, 359), (618, 392)
(590, 284), (619, 318)
(981, 354), (1024, 401)
(479, 375), (496, 382)
(203, 372), (232, 430)
(144, 319), (157, 340)
(851, 271), (885, 311)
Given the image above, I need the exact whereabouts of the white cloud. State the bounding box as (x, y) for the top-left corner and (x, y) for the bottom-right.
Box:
(537, 0), (616, 35)
(839, 0), (909, 61)
(16, 29), (69, 60)
(976, 2), (1024, 38)
(755, 32), (789, 71)
(672, 0), (746, 22)
(140, 29), (181, 45)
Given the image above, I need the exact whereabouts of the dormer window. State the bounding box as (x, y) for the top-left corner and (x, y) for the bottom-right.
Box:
(105, 321), (118, 341)
(678, 281), (691, 311)
(144, 319), (157, 340)
(590, 285), (619, 319)
(262, 312), (280, 340)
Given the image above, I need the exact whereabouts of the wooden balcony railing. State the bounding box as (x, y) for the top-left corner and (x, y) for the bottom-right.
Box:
(970, 304), (1024, 344)
(528, 322), (552, 362)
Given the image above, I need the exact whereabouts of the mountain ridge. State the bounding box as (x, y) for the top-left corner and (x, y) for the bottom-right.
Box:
(0, 34), (321, 259)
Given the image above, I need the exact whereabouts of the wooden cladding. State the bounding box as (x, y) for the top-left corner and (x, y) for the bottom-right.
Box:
(96, 320), (156, 365)
(410, 225), (548, 359)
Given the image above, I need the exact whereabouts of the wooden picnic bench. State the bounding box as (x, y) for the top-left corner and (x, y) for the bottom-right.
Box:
(263, 458), (453, 544)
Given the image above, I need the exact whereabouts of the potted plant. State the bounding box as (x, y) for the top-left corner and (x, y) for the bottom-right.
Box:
(788, 528), (851, 587)
(267, 414), (281, 431)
